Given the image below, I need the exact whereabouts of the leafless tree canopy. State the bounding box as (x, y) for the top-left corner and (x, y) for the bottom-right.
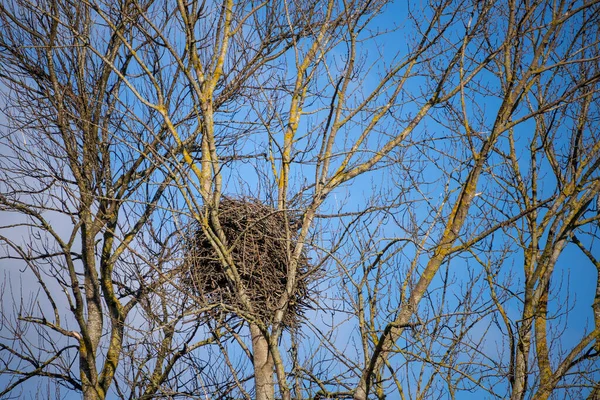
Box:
(1, 0), (600, 399)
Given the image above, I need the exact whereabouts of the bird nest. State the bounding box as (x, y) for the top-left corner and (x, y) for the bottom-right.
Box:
(182, 197), (313, 329)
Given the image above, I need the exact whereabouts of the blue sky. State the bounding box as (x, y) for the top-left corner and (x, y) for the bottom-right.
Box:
(1, 1), (599, 399)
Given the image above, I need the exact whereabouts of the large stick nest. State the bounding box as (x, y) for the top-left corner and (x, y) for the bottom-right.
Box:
(183, 197), (313, 328)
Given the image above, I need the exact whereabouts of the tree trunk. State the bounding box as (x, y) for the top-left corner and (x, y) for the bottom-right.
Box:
(251, 324), (275, 400)
(82, 386), (102, 400)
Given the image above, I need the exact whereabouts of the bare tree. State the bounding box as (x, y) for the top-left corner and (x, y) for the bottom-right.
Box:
(0, 1), (214, 399)
(486, 43), (600, 399)
(1, 0), (600, 399)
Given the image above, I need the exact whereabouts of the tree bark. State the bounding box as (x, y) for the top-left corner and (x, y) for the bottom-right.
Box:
(251, 324), (275, 400)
